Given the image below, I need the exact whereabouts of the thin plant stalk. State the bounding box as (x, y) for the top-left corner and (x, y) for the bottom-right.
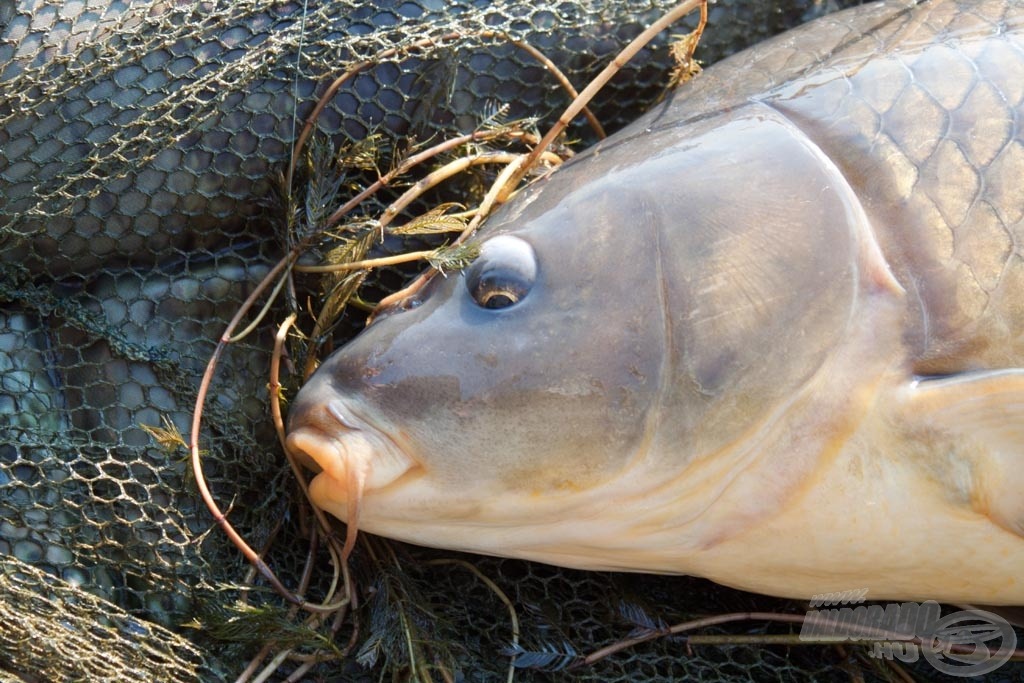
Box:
(322, 128), (537, 230)
(372, 153), (528, 314)
(427, 559), (520, 683)
(480, 30), (605, 139)
(577, 610), (1024, 669)
(503, 0), (707, 199)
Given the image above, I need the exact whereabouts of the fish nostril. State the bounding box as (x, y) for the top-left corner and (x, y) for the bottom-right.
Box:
(327, 399), (359, 429)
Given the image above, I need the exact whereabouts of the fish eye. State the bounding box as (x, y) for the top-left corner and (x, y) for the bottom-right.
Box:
(464, 235), (537, 310)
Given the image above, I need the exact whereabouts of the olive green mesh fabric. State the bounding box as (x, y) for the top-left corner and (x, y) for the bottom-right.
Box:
(0, 554), (220, 681)
(3, 1), (1018, 681)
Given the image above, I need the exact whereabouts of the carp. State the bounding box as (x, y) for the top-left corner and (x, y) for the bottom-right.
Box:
(286, 0), (1024, 605)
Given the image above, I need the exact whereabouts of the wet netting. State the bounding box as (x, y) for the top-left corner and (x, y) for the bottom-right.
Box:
(2, 0), (1021, 681)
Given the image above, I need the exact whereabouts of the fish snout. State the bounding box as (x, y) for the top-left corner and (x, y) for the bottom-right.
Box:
(285, 398), (414, 493)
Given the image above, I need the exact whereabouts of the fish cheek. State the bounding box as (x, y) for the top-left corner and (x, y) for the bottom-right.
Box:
(350, 360), (536, 495)
(448, 327), (661, 495)
(358, 313), (652, 497)
(332, 304), (519, 491)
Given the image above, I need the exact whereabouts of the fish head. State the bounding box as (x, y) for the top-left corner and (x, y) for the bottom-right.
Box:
(286, 167), (674, 559)
(286, 108), (873, 568)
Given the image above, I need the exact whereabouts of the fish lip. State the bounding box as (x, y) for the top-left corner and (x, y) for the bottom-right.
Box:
(285, 396), (418, 492)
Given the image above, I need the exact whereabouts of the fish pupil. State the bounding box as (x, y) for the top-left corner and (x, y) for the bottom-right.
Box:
(481, 290), (518, 309)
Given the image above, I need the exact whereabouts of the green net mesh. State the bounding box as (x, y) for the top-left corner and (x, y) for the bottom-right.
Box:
(2, 0), (1021, 680)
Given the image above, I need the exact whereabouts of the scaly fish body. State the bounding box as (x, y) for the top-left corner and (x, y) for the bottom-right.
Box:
(287, 0), (1024, 604)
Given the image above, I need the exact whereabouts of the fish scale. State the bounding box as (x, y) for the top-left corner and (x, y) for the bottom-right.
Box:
(759, 3), (1024, 373)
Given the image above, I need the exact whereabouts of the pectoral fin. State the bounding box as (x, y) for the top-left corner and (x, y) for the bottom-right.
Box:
(901, 369), (1024, 537)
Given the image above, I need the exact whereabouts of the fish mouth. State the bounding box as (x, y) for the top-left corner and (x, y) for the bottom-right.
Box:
(285, 397), (416, 557)
(286, 398), (414, 491)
